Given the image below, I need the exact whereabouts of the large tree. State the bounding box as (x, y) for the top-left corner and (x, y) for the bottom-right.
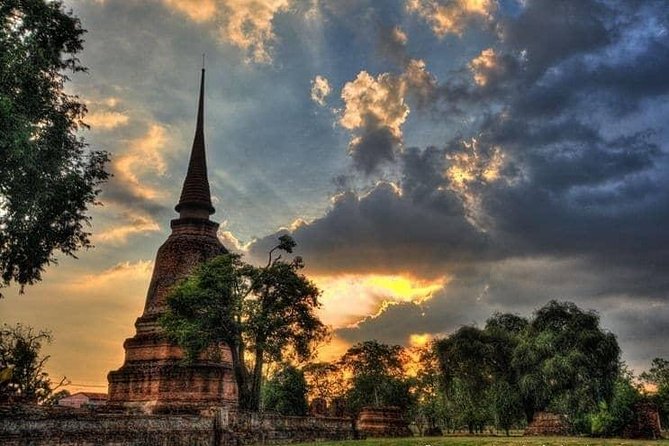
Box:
(339, 340), (413, 414)
(436, 326), (496, 433)
(0, 0), (109, 295)
(434, 304), (619, 434)
(513, 301), (620, 428)
(161, 236), (328, 411)
(0, 323), (68, 404)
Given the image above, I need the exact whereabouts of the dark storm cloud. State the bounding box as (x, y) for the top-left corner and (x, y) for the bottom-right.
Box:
(499, 0), (614, 79)
(249, 0), (669, 366)
(350, 126), (400, 175)
(249, 145), (496, 275)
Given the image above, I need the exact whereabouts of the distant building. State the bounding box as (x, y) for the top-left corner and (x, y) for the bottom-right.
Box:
(57, 392), (108, 409)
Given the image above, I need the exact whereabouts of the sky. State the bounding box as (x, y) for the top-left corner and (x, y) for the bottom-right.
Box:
(1, 0), (669, 393)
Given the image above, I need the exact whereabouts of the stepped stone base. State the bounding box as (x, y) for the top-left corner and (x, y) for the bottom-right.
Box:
(107, 216), (236, 414)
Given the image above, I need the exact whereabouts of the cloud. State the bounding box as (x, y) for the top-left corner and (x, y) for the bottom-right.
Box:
(161, 0), (217, 22)
(340, 71), (408, 173)
(377, 25), (410, 67)
(339, 60), (436, 173)
(403, 58), (438, 106)
(86, 111), (129, 130)
(248, 146), (494, 277)
(95, 213), (161, 245)
(407, 0), (496, 37)
(67, 260), (154, 291)
(311, 273), (448, 328)
(445, 138), (505, 228)
(469, 48), (498, 87)
(112, 123), (169, 201)
(310, 75), (331, 106)
(247, 1), (669, 364)
(221, 0), (291, 64)
(160, 0), (291, 63)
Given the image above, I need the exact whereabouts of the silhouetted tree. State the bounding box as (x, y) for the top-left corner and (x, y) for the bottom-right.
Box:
(161, 236), (328, 411)
(1, 0), (109, 295)
(303, 361), (347, 407)
(0, 323), (68, 404)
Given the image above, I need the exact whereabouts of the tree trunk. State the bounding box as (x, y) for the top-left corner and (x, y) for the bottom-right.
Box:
(250, 348), (264, 412)
(229, 342), (252, 410)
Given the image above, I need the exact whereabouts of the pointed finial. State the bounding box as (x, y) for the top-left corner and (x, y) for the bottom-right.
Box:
(175, 67), (214, 217)
(202, 53), (205, 70)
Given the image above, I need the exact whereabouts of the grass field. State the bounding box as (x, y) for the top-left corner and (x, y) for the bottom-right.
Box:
(293, 436), (669, 446)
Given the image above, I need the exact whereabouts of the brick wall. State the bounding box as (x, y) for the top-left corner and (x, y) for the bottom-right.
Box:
(0, 405), (356, 446)
(220, 409), (356, 444)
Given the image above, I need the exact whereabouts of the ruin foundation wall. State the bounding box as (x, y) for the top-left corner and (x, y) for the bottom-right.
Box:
(0, 406), (356, 446)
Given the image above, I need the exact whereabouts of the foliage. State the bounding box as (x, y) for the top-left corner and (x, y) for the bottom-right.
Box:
(0, 0), (110, 295)
(339, 340), (413, 415)
(588, 366), (641, 437)
(641, 357), (669, 427)
(436, 326), (493, 433)
(411, 342), (451, 435)
(262, 363), (309, 416)
(513, 301), (621, 429)
(432, 302), (619, 435)
(0, 323), (68, 404)
(435, 316), (526, 435)
(161, 236), (328, 411)
(303, 361), (348, 406)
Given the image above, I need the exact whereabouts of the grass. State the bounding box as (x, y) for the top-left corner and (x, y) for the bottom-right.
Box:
(293, 436), (669, 446)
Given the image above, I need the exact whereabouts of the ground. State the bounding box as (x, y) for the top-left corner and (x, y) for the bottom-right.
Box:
(293, 437), (669, 446)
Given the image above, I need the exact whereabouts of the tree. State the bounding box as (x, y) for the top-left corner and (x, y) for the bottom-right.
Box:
(161, 236), (328, 411)
(433, 314), (528, 435)
(303, 361), (348, 407)
(262, 363), (309, 416)
(641, 357), (669, 427)
(484, 313), (527, 435)
(412, 341), (451, 435)
(589, 365), (641, 437)
(512, 301), (620, 431)
(0, 323), (68, 404)
(436, 326), (495, 433)
(0, 0), (109, 295)
(339, 340), (413, 415)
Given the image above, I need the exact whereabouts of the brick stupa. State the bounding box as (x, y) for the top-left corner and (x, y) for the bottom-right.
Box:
(107, 68), (237, 414)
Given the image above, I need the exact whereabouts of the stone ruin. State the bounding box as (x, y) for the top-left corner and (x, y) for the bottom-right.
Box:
(622, 401), (662, 439)
(107, 68), (236, 414)
(524, 411), (569, 436)
(357, 406), (412, 438)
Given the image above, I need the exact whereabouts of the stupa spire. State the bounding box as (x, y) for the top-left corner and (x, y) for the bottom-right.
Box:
(175, 65), (215, 216)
